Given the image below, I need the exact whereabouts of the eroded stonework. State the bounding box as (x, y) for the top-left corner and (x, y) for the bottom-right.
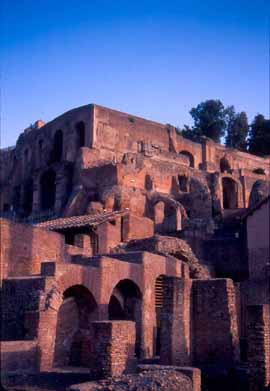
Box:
(1, 104), (269, 391)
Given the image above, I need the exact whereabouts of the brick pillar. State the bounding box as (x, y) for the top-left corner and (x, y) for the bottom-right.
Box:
(192, 279), (240, 367)
(160, 277), (192, 366)
(37, 309), (58, 371)
(247, 305), (270, 391)
(90, 321), (136, 377)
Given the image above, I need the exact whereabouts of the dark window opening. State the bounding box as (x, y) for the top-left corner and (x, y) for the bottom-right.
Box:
(179, 151), (194, 168)
(253, 168), (265, 175)
(90, 231), (99, 255)
(51, 130), (63, 163)
(22, 178), (33, 217)
(220, 157), (231, 173)
(64, 231), (75, 245)
(222, 177), (238, 209)
(3, 203), (10, 212)
(12, 186), (21, 213)
(178, 175), (188, 192)
(145, 174), (153, 191)
(76, 122), (86, 148)
(40, 169), (56, 211)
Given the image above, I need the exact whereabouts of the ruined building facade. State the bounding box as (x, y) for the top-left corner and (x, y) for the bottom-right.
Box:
(1, 104), (270, 390)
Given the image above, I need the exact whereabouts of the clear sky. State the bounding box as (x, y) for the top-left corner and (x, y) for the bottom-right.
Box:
(1, 0), (270, 147)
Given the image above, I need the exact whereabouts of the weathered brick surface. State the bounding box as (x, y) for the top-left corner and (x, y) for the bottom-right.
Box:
(192, 279), (240, 367)
(160, 277), (192, 366)
(247, 304), (270, 390)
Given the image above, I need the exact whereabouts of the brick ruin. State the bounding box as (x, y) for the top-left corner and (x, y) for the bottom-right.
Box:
(0, 104), (270, 390)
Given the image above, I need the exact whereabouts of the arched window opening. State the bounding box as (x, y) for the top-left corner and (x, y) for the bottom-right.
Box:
(76, 122), (86, 148)
(3, 203), (10, 212)
(12, 185), (21, 213)
(145, 174), (153, 191)
(22, 178), (33, 217)
(53, 285), (97, 368)
(222, 177), (238, 209)
(220, 157), (231, 173)
(109, 279), (142, 357)
(155, 275), (165, 356)
(40, 169), (56, 211)
(51, 130), (63, 162)
(24, 149), (29, 161)
(253, 168), (265, 176)
(179, 151), (194, 168)
(178, 175), (188, 192)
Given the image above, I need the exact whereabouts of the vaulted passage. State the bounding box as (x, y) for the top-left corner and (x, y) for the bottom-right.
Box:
(53, 285), (97, 368)
(40, 169), (56, 211)
(109, 279), (142, 357)
(222, 177), (238, 209)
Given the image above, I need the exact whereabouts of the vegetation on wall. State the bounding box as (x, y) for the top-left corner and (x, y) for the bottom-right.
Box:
(178, 99), (270, 156)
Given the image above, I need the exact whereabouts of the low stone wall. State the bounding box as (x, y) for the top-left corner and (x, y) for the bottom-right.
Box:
(1, 340), (38, 382)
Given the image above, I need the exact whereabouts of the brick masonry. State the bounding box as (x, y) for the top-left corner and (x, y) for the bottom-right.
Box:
(247, 304), (270, 390)
(89, 321), (136, 377)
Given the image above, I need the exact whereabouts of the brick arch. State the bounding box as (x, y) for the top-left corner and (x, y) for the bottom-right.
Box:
(178, 150), (195, 168)
(38, 271), (98, 371)
(149, 195), (184, 233)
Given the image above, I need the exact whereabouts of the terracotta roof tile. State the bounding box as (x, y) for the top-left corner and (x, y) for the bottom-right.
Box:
(35, 210), (128, 230)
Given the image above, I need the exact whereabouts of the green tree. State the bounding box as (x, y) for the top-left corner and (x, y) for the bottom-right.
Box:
(225, 111), (248, 151)
(248, 114), (270, 156)
(189, 99), (228, 143)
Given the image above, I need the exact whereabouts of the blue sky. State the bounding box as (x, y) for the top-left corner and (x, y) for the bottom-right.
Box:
(1, 0), (269, 147)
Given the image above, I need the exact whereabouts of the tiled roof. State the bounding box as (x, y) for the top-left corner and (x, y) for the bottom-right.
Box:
(35, 210), (128, 230)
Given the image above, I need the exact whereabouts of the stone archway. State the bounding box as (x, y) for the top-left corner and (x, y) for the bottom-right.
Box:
(53, 285), (98, 368)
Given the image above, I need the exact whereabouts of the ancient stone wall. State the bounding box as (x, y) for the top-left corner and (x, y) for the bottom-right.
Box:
(247, 304), (270, 390)
(0, 218), (66, 281)
(160, 277), (192, 366)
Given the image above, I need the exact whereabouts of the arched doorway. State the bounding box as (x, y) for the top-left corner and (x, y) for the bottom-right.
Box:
(108, 279), (142, 357)
(53, 285), (97, 368)
(40, 169), (56, 211)
(155, 275), (165, 356)
(222, 177), (238, 209)
(179, 151), (195, 168)
(51, 130), (63, 162)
